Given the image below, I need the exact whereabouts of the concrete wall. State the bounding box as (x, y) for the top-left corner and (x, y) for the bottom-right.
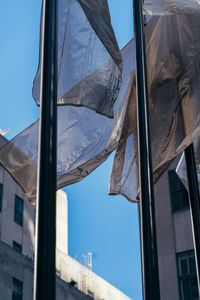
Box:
(56, 249), (132, 300)
(0, 238), (131, 300)
(0, 240), (93, 300)
(0, 239), (34, 300)
(0, 135), (131, 300)
(0, 165), (35, 260)
(0, 162), (68, 260)
(155, 160), (180, 300)
(56, 189), (68, 254)
(155, 157), (195, 300)
(173, 210), (193, 253)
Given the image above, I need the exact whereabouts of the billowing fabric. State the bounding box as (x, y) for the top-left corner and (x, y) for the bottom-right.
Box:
(144, 0), (200, 15)
(176, 140), (200, 191)
(109, 14), (200, 201)
(0, 40), (134, 204)
(33, 0), (122, 118)
(1, 14), (200, 204)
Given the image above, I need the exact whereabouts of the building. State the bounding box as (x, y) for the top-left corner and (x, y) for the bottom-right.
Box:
(2, 130), (200, 300)
(155, 157), (199, 300)
(0, 134), (131, 300)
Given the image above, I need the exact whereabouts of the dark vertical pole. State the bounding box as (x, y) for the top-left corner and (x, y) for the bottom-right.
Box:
(34, 0), (57, 299)
(185, 144), (200, 296)
(133, 0), (160, 299)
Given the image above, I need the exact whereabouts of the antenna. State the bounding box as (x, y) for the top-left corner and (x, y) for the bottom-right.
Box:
(87, 252), (92, 271)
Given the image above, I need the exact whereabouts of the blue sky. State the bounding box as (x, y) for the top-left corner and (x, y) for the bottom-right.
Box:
(0, 1), (142, 299)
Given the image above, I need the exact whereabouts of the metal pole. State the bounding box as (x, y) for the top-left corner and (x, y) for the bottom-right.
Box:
(34, 0), (57, 299)
(133, 0), (160, 299)
(185, 144), (200, 296)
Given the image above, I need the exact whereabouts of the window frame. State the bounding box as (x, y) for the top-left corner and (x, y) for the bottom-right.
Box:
(13, 241), (22, 254)
(12, 277), (23, 300)
(168, 170), (189, 213)
(14, 195), (24, 227)
(176, 250), (199, 300)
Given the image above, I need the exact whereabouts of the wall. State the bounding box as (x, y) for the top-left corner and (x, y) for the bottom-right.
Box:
(155, 157), (195, 300)
(0, 240), (92, 300)
(154, 159), (180, 300)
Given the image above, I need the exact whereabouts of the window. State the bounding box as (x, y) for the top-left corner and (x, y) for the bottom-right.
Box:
(13, 241), (22, 254)
(168, 170), (189, 212)
(14, 196), (23, 226)
(177, 251), (199, 300)
(0, 183), (2, 212)
(88, 290), (94, 297)
(12, 278), (23, 300)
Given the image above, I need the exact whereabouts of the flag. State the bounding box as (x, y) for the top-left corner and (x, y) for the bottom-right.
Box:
(0, 39), (133, 204)
(176, 140), (200, 191)
(1, 14), (200, 203)
(144, 0), (200, 15)
(110, 13), (200, 201)
(32, 0), (122, 118)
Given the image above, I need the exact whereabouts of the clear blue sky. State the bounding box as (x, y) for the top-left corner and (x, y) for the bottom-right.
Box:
(0, 1), (142, 299)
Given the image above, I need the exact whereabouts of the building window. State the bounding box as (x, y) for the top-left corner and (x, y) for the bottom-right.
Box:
(14, 196), (23, 226)
(13, 241), (22, 254)
(88, 290), (94, 297)
(177, 251), (199, 300)
(0, 183), (3, 212)
(168, 170), (189, 212)
(12, 277), (23, 300)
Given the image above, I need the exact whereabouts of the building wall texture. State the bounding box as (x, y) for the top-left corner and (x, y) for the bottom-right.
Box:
(0, 134), (132, 300)
(155, 158), (196, 300)
(0, 240), (93, 300)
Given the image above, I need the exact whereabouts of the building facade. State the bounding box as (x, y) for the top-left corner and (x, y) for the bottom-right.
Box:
(155, 158), (199, 300)
(2, 132), (200, 300)
(0, 135), (131, 300)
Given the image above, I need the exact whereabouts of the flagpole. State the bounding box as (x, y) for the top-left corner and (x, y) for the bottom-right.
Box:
(34, 0), (57, 299)
(185, 144), (200, 296)
(133, 0), (161, 299)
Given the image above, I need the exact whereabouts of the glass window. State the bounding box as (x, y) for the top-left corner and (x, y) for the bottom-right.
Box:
(14, 196), (23, 226)
(12, 277), (23, 300)
(0, 183), (2, 212)
(168, 170), (189, 212)
(13, 241), (22, 254)
(177, 251), (199, 300)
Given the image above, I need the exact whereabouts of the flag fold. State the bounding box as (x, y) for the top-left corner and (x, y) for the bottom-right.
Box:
(1, 14), (200, 203)
(32, 0), (122, 118)
(110, 14), (200, 201)
(0, 39), (133, 204)
(176, 140), (200, 191)
(144, 0), (200, 15)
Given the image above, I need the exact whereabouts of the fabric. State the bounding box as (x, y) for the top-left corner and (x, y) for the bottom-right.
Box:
(109, 13), (200, 201)
(0, 40), (134, 204)
(176, 140), (200, 191)
(32, 0), (122, 118)
(1, 14), (200, 204)
(144, 0), (200, 15)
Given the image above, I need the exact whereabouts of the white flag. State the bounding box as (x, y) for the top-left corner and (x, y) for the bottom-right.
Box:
(1, 14), (200, 203)
(33, 0), (122, 118)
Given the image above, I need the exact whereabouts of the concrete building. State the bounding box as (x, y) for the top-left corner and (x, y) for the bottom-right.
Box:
(2, 130), (200, 300)
(0, 135), (132, 300)
(155, 157), (199, 300)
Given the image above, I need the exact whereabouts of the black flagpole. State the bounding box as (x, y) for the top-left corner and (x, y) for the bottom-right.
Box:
(185, 144), (200, 296)
(34, 0), (57, 299)
(133, 0), (161, 299)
